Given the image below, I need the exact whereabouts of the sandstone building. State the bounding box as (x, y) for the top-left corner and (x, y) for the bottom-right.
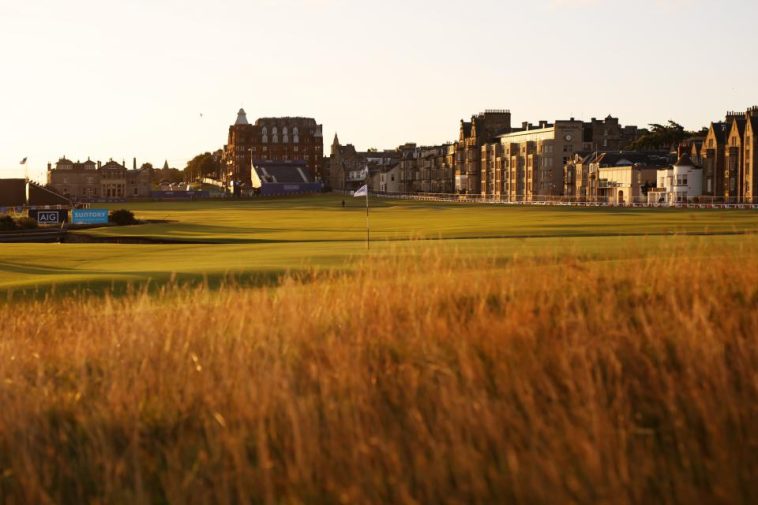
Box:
(329, 135), (403, 191)
(47, 157), (152, 200)
(454, 110), (513, 194)
(471, 113), (639, 199)
(700, 107), (758, 202)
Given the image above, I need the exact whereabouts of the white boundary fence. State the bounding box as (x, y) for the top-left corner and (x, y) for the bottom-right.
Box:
(350, 192), (758, 210)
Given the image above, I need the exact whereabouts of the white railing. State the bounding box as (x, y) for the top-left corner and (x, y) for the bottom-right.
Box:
(340, 191), (758, 209)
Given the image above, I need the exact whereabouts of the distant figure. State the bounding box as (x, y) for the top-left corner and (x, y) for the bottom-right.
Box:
(341, 200), (345, 208)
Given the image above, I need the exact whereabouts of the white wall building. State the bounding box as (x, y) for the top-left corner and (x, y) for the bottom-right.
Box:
(648, 154), (703, 204)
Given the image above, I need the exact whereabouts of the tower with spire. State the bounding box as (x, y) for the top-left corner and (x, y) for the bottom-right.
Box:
(235, 108), (249, 126)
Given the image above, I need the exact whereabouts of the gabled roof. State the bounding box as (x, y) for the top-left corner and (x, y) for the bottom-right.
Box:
(708, 122), (730, 144)
(730, 117), (747, 138)
(674, 154), (693, 167)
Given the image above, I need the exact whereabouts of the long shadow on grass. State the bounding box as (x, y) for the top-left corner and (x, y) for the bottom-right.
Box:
(1, 267), (357, 302)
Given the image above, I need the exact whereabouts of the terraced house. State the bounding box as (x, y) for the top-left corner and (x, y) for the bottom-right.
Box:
(699, 107), (758, 202)
(477, 115), (640, 200)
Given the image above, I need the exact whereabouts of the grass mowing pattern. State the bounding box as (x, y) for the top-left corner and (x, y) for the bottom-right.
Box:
(3, 195), (758, 295)
(0, 244), (756, 503)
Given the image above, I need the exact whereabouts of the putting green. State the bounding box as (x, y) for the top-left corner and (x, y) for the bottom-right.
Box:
(1, 195), (757, 295)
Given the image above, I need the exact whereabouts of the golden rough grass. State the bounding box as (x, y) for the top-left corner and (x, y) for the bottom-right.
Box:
(0, 245), (757, 504)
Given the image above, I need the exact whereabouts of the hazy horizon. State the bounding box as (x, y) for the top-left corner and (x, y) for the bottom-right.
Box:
(2, 0), (757, 181)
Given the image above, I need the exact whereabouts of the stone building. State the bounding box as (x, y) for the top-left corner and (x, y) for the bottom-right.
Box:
(492, 119), (586, 200)
(454, 110), (513, 194)
(701, 121), (730, 197)
(583, 116), (640, 151)
(724, 112), (747, 200)
(47, 157), (152, 200)
(567, 151), (670, 202)
(226, 109), (323, 186)
(700, 107), (758, 202)
(370, 163), (401, 194)
(743, 111), (758, 201)
(477, 114), (640, 199)
(329, 135), (402, 191)
(419, 145), (453, 193)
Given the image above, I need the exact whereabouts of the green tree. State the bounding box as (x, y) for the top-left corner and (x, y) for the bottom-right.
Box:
(629, 121), (702, 151)
(185, 153), (223, 181)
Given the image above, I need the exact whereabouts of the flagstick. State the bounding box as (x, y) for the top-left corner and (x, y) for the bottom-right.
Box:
(365, 186), (370, 250)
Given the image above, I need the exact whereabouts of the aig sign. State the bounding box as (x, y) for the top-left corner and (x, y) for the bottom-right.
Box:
(29, 209), (68, 225)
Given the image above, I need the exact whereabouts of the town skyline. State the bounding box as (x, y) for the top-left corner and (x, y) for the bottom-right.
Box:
(2, 0), (757, 180)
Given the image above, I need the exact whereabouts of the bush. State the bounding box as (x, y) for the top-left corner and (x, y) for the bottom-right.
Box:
(15, 217), (38, 229)
(0, 215), (17, 231)
(109, 209), (137, 226)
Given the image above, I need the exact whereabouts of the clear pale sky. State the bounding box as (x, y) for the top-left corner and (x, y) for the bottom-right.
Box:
(1, 0), (756, 181)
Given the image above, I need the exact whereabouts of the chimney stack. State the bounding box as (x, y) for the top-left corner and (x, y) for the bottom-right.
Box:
(133, 157), (137, 170)
(98, 161), (102, 169)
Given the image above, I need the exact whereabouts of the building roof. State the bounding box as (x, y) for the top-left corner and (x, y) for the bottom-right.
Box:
(0, 179), (71, 207)
(591, 151), (672, 168)
(674, 154), (694, 167)
(254, 117), (319, 128)
(253, 160), (312, 184)
(235, 108), (249, 126)
(732, 117), (747, 138)
(709, 122), (730, 144)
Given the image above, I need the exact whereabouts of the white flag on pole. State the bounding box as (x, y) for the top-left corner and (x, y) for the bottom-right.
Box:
(353, 184), (368, 198)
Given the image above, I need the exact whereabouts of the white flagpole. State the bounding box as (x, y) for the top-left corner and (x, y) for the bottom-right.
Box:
(365, 182), (370, 250)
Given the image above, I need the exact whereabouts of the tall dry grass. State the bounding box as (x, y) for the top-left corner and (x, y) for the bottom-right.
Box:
(0, 244), (757, 504)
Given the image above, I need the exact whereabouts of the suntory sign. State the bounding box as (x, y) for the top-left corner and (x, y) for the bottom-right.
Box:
(72, 209), (109, 225)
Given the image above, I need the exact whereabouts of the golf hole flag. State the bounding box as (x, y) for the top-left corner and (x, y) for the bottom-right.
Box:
(354, 184), (368, 198)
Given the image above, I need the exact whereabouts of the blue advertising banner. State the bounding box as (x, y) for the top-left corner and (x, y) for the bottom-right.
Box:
(72, 209), (109, 225)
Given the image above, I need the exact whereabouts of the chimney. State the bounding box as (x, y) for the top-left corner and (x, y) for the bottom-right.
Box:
(98, 161), (102, 169)
(522, 121), (529, 130)
(133, 157), (137, 170)
(47, 162), (51, 171)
